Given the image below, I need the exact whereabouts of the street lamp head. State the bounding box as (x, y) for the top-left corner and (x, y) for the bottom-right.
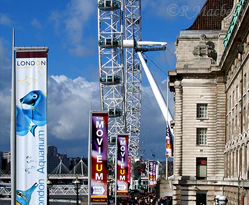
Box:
(219, 195), (228, 205)
(214, 195), (228, 205)
(73, 177), (81, 185)
(214, 195), (221, 202)
(47, 179), (52, 189)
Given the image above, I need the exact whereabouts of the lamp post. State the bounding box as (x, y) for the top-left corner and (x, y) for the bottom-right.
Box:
(73, 177), (81, 205)
(47, 179), (52, 205)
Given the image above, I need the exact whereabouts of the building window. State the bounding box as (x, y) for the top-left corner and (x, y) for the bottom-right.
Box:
(197, 104), (208, 119)
(196, 158), (207, 180)
(196, 191), (207, 205)
(197, 128), (207, 145)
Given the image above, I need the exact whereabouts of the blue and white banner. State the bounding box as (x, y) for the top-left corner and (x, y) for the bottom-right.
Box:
(15, 50), (48, 205)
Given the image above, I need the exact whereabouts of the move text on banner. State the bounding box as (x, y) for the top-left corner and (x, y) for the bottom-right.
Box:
(166, 122), (174, 157)
(148, 161), (156, 187)
(117, 134), (129, 194)
(91, 112), (108, 203)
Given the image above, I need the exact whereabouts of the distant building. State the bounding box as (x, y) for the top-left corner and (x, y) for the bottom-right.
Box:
(47, 145), (69, 174)
(68, 157), (88, 175)
(0, 152), (2, 172)
(169, 0), (249, 204)
(68, 157), (87, 170)
(0, 146), (83, 174)
(1, 152), (11, 174)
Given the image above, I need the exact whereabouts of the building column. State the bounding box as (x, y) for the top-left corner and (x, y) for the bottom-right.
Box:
(238, 147), (242, 178)
(242, 145), (246, 179)
(173, 81), (183, 179)
(216, 81), (226, 179)
(228, 151), (232, 178)
(235, 150), (238, 178)
(224, 153), (228, 178)
(246, 143), (249, 179)
(231, 151), (234, 178)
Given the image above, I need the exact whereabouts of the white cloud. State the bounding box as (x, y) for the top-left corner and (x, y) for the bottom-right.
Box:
(0, 13), (14, 27)
(48, 75), (100, 140)
(48, 10), (62, 35)
(64, 0), (95, 44)
(0, 91), (11, 150)
(49, 0), (96, 57)
(0, 39), (12, 151)
(31, 18), (43, 29)
(47, 75), (173, 159)
(0, 38), (11, 97)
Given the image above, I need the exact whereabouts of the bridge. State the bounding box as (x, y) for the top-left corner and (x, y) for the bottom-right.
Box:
(0, 158), (90, 197)
(0, 157), (166, 198)
(0, 173), (150, 197)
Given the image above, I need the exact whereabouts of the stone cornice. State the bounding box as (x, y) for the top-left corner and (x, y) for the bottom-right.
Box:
(172, 179), (249, 187)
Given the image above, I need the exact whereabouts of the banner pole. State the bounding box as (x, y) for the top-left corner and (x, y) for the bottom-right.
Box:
(114, 136), (118, 205)
(166, 157), (168, 180)
(147, 161), (149, 193)
(88, 111), (92, 205)
(11, 28), (16, 205)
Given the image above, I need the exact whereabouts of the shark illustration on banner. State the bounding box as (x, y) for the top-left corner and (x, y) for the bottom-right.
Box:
(16, 183), (38, 205)
(16, 90), (47, 137)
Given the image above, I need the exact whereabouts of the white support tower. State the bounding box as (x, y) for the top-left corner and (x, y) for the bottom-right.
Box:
(97, 0), (126, 159)
(124, 0), (142, 159)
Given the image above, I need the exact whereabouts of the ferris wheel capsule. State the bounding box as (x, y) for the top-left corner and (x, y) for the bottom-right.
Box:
(100, 74), (121, 85)
(98, 37), (121, 48)
(98, 0), (121, 11)
(106, 107), (123, 118)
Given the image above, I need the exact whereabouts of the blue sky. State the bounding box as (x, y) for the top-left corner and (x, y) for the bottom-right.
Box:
(0, 0), (206, 160)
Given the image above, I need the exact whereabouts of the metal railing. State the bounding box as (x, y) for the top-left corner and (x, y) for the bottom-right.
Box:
(0, 184), (88, 196)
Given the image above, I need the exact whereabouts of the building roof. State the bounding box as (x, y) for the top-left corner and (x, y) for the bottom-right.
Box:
(187, 0), (234, 30)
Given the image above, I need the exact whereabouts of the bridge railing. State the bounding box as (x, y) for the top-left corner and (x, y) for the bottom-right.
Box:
(0, 184), (88, 196)
(49, 185), (88, 195)
(0, 186), (11, 195)
(0, 174), (88, 180)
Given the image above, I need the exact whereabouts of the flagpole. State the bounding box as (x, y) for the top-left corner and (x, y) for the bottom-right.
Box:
(11, 28), (16, 205)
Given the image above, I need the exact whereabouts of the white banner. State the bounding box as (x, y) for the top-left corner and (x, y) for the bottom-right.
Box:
(15, 50), (48, 205)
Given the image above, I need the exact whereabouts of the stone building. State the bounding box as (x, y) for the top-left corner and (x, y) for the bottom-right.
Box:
(1, 152), (11, 173)
(168, 0), (249, 204)
(47, 145), (69, 173)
